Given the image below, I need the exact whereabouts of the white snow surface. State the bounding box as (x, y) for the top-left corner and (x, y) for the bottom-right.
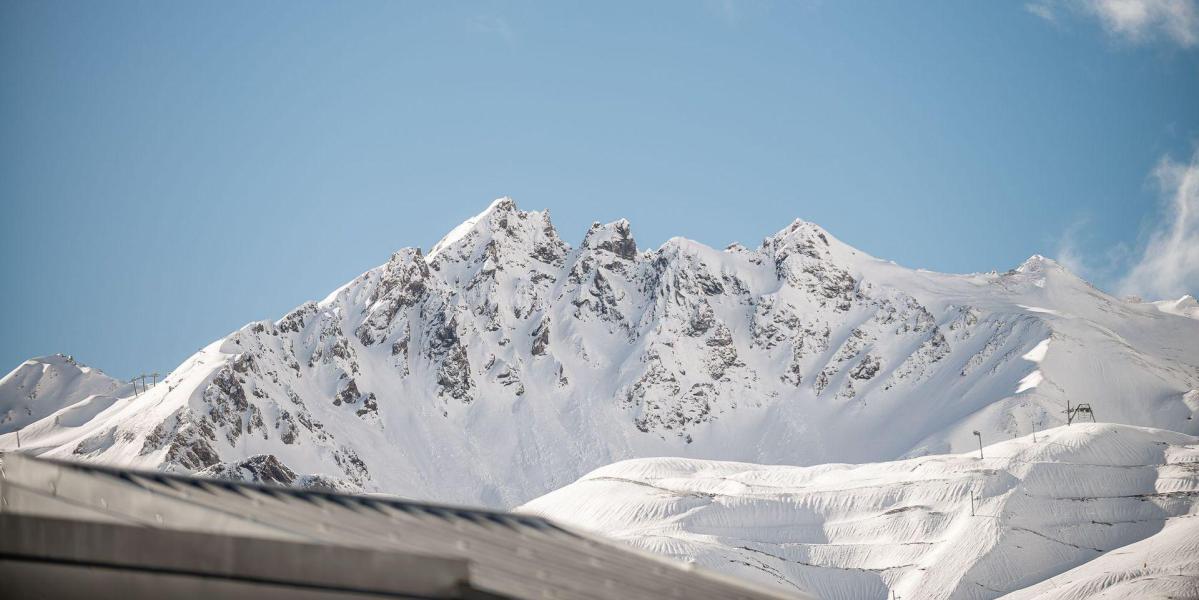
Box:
(1, 198), (1198, 508)
(519, 423), (1199, 600)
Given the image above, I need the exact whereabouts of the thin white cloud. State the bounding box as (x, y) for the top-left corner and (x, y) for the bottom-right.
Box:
(1025, 2), (1059, 24)
(1054, 220), (1092, 279)
(1027, 0), (1199, 47)
(706, 0), (742, 24)
(1117, 150), (1199, 300)
(1054, 218), (1132, 286)
(703, 0), (790, 26)
(468, 14), (516, 45)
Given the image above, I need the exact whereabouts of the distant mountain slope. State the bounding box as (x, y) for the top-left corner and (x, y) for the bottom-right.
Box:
(0, 354), (129, 436)
(519, 423), (1199, 600)
(1, 198), (1197, 506)
(1151, 294), (1199, 320)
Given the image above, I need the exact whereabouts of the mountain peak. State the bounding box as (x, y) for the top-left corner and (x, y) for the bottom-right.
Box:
(581, 219), (637, 260)
(425, 197), (568, 270)
(426, 197), (519, 261)
(1, 353), (126, 435)
(1014, 254), (1079, 277)
(23, 353), (78, 369)
(761, 218), (837, 252)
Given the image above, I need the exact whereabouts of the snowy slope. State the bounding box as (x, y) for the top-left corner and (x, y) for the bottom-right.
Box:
(1, 198), (1197, 506)
(519, 423), (1199, 600)
(0, 354), (129, 436)
(1002, 514), (1199, 600)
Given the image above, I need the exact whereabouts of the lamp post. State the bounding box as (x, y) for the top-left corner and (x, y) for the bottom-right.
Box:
(973, 430), (983, 459)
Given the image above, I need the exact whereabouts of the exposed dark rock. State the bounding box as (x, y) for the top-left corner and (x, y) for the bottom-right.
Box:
(850, 354), (882, 380)
(584, 219), (638, 260)
(531, 318), (551, 356)
(334, 379), (360, 406)
(197, 454), (297, 487)
(356, 393), (378, 418)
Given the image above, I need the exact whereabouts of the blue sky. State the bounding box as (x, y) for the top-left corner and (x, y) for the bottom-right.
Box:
(2, 0), (1197, 379)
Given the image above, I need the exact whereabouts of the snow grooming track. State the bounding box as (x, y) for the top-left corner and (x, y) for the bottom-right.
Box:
(519, 424), (1199, 600)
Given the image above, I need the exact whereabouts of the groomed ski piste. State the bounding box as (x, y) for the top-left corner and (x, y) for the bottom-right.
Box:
(519, 423), (1199, 600)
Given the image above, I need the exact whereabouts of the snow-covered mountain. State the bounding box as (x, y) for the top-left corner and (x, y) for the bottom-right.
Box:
(0, 354), (130, 436)
(519, 423), (1199, 600)
(1, 198), (1197, 507)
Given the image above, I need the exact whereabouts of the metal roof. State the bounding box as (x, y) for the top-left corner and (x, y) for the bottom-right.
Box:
(0, 452), (808, 599)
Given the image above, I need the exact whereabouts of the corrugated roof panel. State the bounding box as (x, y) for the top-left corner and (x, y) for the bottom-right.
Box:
(0, 453), (810, 600)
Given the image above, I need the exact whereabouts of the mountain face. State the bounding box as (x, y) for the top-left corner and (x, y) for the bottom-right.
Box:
(519, 423), (1199, 600)
(2, 198), (1198, 507)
